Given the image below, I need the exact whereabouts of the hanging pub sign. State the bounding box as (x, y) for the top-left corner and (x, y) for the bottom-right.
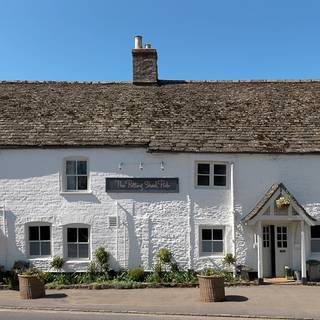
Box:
(105, 177), (179, 193)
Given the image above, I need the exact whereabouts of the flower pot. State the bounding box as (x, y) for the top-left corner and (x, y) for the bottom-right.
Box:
(18, 275), (45, 299)
(198, 276), (225, 302)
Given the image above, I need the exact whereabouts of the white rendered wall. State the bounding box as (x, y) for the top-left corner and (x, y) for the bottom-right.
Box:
(0, 149), (319, 272)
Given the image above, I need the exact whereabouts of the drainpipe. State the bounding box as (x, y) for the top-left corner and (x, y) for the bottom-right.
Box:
(187, 195), (192, 270)
(115, 201), (118, 262)
(230, 162), (237, 277)
(1, 205), (8, 268)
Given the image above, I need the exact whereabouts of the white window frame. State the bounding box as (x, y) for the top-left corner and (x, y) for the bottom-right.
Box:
(199, 225), (225, 257)
(195, 161), (229, 189)
(310, 225), (320, 253)
(26, 222), (52, 258)
(64, 224), (91, 260)
(61, 156), (90, 193)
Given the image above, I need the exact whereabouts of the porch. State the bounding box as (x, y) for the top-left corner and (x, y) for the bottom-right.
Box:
(242, 183), (316, 284)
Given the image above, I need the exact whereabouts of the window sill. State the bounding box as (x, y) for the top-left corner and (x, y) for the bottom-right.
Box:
(60, 190), (93, 195)
(65, 260), (91, 264)
(28, 257), (52, 261)
(195, 186), (229, 190)
(198, 254), (224, 259)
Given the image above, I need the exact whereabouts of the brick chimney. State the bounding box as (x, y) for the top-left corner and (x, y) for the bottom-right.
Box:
(132, 36), (158, 84)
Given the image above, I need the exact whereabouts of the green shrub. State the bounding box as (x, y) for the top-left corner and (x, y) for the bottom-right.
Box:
(94, 247), (109, 273)
(157, 248), (172, 264)
(128, 267), (145, 282)
(223, 253), (236, 268)
(50, 256), (64, 271)
(5, 261), (30, 290)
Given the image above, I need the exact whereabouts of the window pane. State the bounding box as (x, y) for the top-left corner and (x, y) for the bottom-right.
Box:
(311, 226), (320, 238)
(197, 163), (210, 174)
(311, 239), (320, 252)
(67, 176), (77, 190)
(202, 229), (212, 240)
(214, 175), (226, 186)
(66, 160), (76, 175)
(78, 176), (88, 190)
(277, 241), (282, 248)
(197, 175), (210, 186)
(29, 226), (39, 241)
(277, 234), (281, 241)
(283, 241), (287, 248)
(277, 227), (281, 233)
(77, 161), (87, 175)
(214, 164), (226, 175)
(202, 241), (212, 253)
(78, 228), (88, 242)
(30, 242), (40, 256)
(67, 228), (77, 242)
(212, 229), (223, 240)
(212, 241), (223, 253)
(41, 242), (51, 255)
(68, 244), (78, 258)
(40, 226), (50, 240)
(79, 244), (89, 258)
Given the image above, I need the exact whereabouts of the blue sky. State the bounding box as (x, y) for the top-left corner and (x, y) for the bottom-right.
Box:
(0, 0), (319, 81)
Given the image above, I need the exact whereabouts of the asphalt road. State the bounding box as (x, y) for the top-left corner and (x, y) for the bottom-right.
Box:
(0, 309), (269, 320)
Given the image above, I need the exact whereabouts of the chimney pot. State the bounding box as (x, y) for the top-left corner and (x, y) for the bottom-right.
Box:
(145, 43), (152, 49)
(134, 35), (143, 49)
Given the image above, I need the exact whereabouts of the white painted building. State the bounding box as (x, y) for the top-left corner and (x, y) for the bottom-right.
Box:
(1, 37), (320, 283)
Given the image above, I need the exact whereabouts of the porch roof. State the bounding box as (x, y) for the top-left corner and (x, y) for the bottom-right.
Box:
(241, 183), (316, 225)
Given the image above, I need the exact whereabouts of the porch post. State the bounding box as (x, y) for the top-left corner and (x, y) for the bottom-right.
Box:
(300, 220), (307, 284)
(257, 221), (264, 284)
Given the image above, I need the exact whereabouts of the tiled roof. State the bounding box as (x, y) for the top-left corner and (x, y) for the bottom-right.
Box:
(1, 80), (320, 152)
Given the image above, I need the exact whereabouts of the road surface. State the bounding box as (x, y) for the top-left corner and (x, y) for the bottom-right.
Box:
(0, 309), (273, 320)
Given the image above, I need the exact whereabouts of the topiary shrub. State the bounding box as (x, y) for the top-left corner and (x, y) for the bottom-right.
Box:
(94, 247), (109, 273)
(157, 248), (172, 264)
(128, 267), (145, 282)
(50, 256), (64, 271)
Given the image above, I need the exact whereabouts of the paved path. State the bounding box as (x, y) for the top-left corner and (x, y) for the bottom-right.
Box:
(0, 285), (319, 319)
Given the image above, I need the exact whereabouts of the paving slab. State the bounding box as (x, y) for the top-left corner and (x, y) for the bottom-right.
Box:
(0, 285), (319, 319)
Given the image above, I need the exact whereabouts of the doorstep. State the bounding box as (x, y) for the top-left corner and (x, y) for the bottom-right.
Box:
(263, 277), (298, 285)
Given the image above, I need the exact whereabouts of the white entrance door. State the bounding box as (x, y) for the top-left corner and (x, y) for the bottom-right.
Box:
(275, 225), (290, 277)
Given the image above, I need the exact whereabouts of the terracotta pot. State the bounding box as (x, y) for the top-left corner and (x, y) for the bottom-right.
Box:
(18, 275), (45, 299)
(198, 275), (225, 302)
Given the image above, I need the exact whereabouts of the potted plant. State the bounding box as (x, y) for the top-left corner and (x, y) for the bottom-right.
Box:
(276, 195), (291, 209)
(197, 269), (225, 302)
(237, 264), (251, 281)
(284, 266), (293, 279)
(18, 268), (45, 299)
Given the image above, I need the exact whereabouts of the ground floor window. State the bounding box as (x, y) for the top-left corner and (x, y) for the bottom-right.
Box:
(28, 225), (51, 257)
(66, 226), (90, 259)
(311, 225), (320, 253)
(200, 226), (224, 255)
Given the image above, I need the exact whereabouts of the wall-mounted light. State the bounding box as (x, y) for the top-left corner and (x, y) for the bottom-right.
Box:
(118, 162), (123, 170)
(139, 162), (144, 170)
(160, 161), (165, 171)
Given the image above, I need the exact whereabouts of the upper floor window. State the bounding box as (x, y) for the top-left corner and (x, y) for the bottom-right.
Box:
(196, 162), (227, 187)
(65, 159), (88, 191)
(28, 224), (51, 257)
(311, 226), (320, 253)
(200, 226), (224, 256)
